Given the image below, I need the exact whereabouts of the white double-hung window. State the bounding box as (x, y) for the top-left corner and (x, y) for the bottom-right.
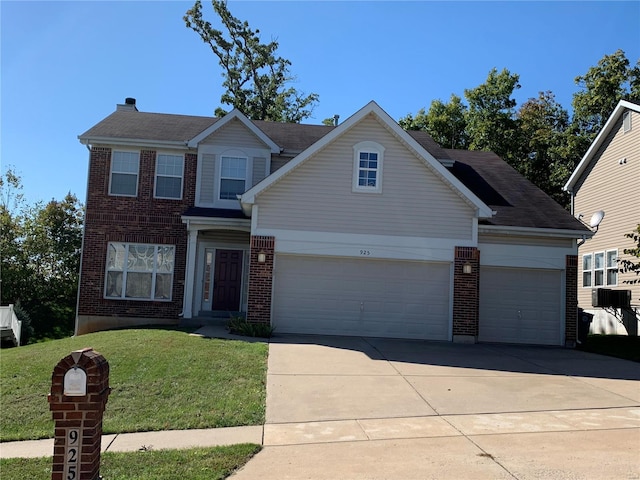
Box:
(105, 243), (175, 300)
(353, 141), (384, 193)
(219, 156), (247, 200)
(110, 151), (139, 196)
(582, 249), (617, 287)
(155, 154), (184, 199)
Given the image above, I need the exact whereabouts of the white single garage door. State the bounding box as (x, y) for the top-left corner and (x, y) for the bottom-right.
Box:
(479, 267), (563, 345)
(272, 255), (451, 340)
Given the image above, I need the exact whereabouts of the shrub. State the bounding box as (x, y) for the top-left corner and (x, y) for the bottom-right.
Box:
(227, 316), (273, 338)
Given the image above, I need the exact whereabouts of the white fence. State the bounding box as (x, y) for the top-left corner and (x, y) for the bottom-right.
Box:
(0, 304), (22, 346)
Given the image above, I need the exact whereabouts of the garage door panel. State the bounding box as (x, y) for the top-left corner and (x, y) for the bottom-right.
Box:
(479, 267), (562, 345)
(273, 255), (450, 340)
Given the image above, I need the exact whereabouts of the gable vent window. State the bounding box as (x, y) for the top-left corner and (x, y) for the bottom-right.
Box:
(155, 154), (184, 199)
(110, 151), (139, 196)
(220, 156), (247, 200)
(352, 141), (384, 193)
(623, 111), (631, 133)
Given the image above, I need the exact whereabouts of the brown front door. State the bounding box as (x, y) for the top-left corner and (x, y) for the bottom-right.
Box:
(212, 249), (243, 311)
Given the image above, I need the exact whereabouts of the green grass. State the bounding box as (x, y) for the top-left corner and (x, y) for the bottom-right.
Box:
(579, 334), (640, 362)
(0, 444), (261, 480)
(0, 328), (268, 442)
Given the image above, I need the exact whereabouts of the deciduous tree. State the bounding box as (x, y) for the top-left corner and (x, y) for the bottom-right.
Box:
(399, 94), (469, 149)
(184, 0), (318, 122)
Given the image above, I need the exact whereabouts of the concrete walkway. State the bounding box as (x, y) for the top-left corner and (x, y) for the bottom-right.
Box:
(3, 327), (640, 479)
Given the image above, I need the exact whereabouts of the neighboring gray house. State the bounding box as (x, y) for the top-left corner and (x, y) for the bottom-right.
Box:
(564, 100), (640, 335)
(77, 99), (590, 345)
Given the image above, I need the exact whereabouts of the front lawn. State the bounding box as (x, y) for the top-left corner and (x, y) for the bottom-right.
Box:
(0, 444), (261, 480)
(579, 334), (640, 362)
(0, 328), (268, 442)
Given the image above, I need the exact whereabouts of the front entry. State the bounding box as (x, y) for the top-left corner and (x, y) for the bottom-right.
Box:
(201, 249), (244, 312)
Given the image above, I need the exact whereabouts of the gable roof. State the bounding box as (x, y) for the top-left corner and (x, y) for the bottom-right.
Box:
(564, 100), (640, 192)
(187, 109), (280, 152)
(241, 101), (495, 219)
(79, 101), (590, 235)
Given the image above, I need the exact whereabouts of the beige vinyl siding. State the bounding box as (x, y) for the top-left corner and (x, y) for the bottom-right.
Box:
(200, 118), (267, 149)
(199, 154), (216, 204)
(574, 109), (640, 307)
(252, 157), (267, 187)
(256, 115), (475, 239)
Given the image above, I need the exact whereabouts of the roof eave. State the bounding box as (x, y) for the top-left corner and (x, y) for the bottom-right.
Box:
(78, 135), (190, 150)
(479, 224), (595, 239)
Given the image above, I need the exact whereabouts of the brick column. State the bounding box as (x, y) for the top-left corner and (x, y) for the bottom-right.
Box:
(452, 246), (480, 343)
(565, 255), (578, 346)
(247, 236), (275, 324)
(48, 348), (110, 480)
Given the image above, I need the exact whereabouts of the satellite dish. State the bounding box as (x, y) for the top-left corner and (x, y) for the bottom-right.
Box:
(589, 210), (605, 228)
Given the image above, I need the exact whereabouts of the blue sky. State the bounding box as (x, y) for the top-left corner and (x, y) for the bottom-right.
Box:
(2, 1), (639, 206)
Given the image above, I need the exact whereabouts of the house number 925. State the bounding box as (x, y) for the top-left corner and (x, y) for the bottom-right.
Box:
(359, 250), (371, 256)
(65, 428), (80, 480)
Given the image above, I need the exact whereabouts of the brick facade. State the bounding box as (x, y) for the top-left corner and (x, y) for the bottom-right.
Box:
(77, 147), (197, 331)
(452, 246), (480, 340)
(246, 236), (275, 324)
(565, 255), (578, 345)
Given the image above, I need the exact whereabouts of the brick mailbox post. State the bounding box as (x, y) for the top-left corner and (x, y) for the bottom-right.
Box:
(48, 348), (110, 480)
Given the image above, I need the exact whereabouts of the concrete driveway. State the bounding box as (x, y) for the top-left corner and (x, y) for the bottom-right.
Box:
(233, 335), (640, 479)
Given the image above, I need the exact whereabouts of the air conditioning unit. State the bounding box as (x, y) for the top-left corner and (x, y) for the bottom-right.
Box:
(592, 288), (611, 307)
(611, 290), (632, 309)
(592, 288), (631, 308)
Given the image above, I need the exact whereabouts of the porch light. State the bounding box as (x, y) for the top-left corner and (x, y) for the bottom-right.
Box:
(462, 262), (473, 275)
(257, 251), (267, 263)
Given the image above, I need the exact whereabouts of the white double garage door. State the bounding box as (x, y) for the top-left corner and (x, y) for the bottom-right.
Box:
(272, 255), (563, 345)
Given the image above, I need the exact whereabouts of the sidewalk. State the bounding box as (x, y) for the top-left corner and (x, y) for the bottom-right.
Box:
(0, 425), (263, 459)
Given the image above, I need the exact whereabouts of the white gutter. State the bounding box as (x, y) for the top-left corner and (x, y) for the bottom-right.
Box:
(78, 136), (190, 150)
(478, 224), (594, 239)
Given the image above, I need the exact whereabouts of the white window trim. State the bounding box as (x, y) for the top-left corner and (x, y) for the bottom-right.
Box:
(583, 249), (618, 288)
(104, 242), (175, 301)
(352, 141), (385, 193)
(605, 249), (618, 287)
(215, 151), (252, 209)
(593, 251), (605, 287)
(582, 253), (592, 288)
(109, 150), (140, 197)
(154, 152), (184, 200)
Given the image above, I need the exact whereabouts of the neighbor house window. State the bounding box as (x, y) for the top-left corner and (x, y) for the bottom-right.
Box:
(105, 243), (175, 300)
(582, 254), (592, 287)
(606, 250), (617, 286)
(583, 250), (618, 288)
(594, 251), (605, 287)
(623, 111), (631, 133)
(352, 141), (384, 193)
(110, 151), (139, 196)
(155, 154), (184, 199)
(219, 156), (247, 200)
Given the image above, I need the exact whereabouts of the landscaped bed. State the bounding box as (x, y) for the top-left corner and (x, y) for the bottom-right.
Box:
(578, 334), (640, 363)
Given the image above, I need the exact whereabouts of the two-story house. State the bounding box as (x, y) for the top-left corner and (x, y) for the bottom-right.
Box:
(77, 98), (590, 346)
(564, 100), (640, 336)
